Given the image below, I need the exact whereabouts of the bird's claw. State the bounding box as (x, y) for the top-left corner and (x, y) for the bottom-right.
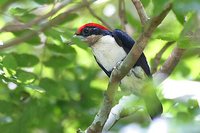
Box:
(114, 61), (123, 70)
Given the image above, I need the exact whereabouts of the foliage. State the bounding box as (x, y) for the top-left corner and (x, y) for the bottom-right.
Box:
(0, 0), (200, 133)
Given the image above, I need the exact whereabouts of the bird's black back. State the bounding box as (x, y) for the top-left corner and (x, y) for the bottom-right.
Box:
(95, 29), (151, 77)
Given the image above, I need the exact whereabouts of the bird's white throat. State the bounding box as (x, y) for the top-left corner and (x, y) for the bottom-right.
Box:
(91, 35), (127, 71)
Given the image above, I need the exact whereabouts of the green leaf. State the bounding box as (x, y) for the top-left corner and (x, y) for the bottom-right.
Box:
(126, 11), (142, 33)
(43, 55), (72, 68)
(0, 0), (7, 5)
(16, 70), (36, 84)
(33, 0), (54, 4)
(12, 29), (41, 45)
(12, 29), (30, 36)
(153, 31), (179, 41)
(20, 13), (37, 23)
(9, 7), (28, 16)
(39, 78), (60, 96)
(26, 34), (41, 45)
(0, 100), (17, 114)
(141, 0), (150, 7)
(178, 13), (200, 49)
(39, 78), (58, 90)
(55, 13), (78, 25)
(9, 7), (36, 22)
(152, 15), (182, 41)
(45, 29), (62, 41)
(47, 43), (76, 54)
(173, 0), (200, 24)
(172, 9), (185, 24)
(176, 112), (193, 122)
(173, 62), (191, 77)
(2, 54), (18, 77)
(2, 54), (17, 70)
(14, 53), (39, 67)
(63, 13), (78, 23)
(152, 0), (169, 16)
(187, 99), (199, 114)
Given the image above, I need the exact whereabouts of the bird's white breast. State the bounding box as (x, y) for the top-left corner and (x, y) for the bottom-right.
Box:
(91, 35), (127, 71)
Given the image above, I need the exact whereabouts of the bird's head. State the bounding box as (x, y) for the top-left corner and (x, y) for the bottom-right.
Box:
(74, 23), (111, 46)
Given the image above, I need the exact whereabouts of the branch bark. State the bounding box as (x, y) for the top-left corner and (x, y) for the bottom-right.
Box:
(0, 1), (94, 50)
(85, 72), (119, 133)
(102, 95), (141, 132)
(0, 0), (72, 32)
(119, 0), (127, 31)
(151, 41), (175, 74)
(153, 46), (185, 84)
(131, 0), (149, 26)
(113, 3), (172, 82)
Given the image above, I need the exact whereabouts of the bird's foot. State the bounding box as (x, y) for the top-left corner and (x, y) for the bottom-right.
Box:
(115, 61), (123, 69)
(111, 61), (124, 77)
(113, 61), (123, 72)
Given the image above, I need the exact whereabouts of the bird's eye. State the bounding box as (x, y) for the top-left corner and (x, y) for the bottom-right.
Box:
(92, 28), (100, 34)
(83, 28), (90, 36)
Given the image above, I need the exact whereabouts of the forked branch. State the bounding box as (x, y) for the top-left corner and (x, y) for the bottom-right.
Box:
(131, 0), (149, 25)
(151, 41), (175, 74)
(83, 2), (172, 133)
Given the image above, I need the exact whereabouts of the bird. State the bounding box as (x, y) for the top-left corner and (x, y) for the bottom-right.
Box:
(74, 22), (163, 119)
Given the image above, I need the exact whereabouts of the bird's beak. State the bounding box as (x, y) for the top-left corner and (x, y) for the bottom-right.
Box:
(72, 34), (102, 47)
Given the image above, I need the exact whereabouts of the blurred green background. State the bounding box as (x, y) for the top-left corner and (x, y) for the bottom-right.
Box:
(0, 0), (200, 132)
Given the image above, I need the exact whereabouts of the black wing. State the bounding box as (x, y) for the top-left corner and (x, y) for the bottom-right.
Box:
(94, 56), (112, 77)
(112, 29), (151, 76)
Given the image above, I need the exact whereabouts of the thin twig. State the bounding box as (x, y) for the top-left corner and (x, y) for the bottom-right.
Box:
(151, 41), (175, 74)
(153, 46), (185, 84)
(86, 75), (119, 133)
(0, 1), (94, 50)
(118, 0), (127, 31)
(0, 0), (72, 32)
(85, 3), (172, 133)
(131, 0), (149, 26)
(82, 0), (113, 30)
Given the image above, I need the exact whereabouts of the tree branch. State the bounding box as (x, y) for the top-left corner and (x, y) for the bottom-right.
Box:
(85, 72), (119, 133)
(118, 0), (127, 31)
(0, 1), (94, 50)
(0, 0), (72, 32)
(131, 0), (149, 26)
(83, 2), (172, 133)
(153, 46), (185, 84)
(82, 0), (113, 30)
(113, 3), (172, 82)
(151, 41), (175, 74)
(102, 95), (141, 132)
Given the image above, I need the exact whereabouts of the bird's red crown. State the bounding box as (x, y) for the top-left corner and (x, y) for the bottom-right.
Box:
(76, 23), (108, 34)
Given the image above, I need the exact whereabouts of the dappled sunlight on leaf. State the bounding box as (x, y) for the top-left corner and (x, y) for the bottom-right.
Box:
(15, 70), (37, 84)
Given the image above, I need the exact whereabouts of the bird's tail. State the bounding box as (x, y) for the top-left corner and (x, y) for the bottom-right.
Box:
(120, 67), (163, 119)
(141, 84), (163, 119)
